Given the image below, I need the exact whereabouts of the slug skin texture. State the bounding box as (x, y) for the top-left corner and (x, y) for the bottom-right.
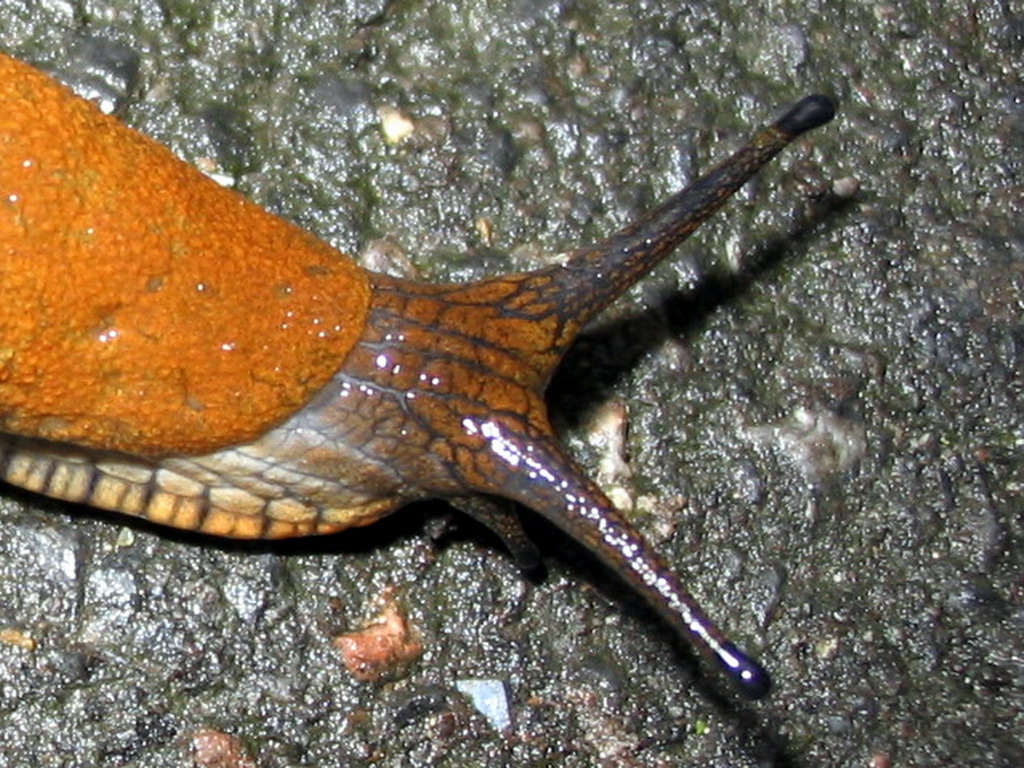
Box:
(0, 52), (370, 457)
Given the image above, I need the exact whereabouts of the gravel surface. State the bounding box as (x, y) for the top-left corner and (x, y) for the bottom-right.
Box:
(0, 1), (1020, 766)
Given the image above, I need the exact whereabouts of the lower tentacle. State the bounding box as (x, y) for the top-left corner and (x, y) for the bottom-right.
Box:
(457, 411), (771, 698)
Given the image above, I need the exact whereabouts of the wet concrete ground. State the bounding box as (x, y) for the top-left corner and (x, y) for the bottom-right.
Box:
(0, 1), (1021, 766)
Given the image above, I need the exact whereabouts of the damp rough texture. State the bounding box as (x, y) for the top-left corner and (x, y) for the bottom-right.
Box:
(0, 1), (1021, 766)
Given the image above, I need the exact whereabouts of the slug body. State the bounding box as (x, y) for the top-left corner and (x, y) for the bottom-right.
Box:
(0, 52), (835, 697)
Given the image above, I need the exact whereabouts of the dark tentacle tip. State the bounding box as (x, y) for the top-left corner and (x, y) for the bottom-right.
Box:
(717, 642), (773, 700)
(775, 94), (836, 137)
(512, 540), (543, 575)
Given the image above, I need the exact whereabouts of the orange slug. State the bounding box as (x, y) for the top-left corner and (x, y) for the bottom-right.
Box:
(0, 51), (835, 698)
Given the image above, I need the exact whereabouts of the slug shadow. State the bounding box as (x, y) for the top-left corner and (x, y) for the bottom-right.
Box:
(548, 192), (852, 427)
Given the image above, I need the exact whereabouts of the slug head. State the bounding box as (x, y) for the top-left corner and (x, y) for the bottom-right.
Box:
(325, 96), (836, 698)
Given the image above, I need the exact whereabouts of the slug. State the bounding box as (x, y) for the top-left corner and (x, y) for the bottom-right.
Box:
(0, 51), (835, 698)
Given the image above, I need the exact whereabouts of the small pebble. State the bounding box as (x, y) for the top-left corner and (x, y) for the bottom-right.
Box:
(334, 589), (423, 682)
(454, 678), (511, 731)
(379, 106), (416, 145)
(190, 729), (256, 768)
